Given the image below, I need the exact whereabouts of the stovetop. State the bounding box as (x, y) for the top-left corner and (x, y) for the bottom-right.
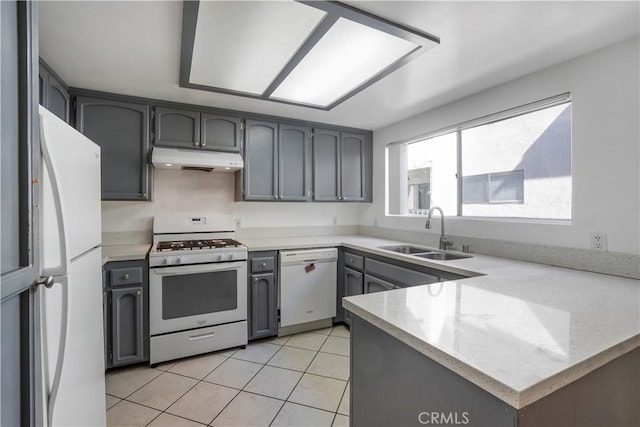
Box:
(156, 238), (243, 252)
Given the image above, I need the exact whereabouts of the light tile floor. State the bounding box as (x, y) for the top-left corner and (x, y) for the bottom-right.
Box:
(105, 325), (350, 427)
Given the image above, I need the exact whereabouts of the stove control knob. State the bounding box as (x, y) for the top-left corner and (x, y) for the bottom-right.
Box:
(162, 258), (168, 265)
(219, 253), (229, 261)
(175, 257), (182, 265)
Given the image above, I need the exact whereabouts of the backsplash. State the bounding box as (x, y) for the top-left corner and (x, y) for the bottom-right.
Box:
(101, 169), (362, 233)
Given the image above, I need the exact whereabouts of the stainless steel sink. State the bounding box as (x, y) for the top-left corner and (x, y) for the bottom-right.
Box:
(378, 245), (431, 254)
(413, 252), (471, 261)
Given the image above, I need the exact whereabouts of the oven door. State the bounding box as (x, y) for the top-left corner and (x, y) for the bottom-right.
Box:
(149, 261), (247, 335)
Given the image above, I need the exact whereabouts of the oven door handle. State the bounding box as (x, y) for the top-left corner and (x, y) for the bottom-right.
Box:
(153, 261), (245, 275)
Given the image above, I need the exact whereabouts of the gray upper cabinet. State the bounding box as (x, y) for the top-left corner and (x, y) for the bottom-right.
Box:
(313, 129), (341, 201)
(154, 106), (200, 149)
(75, 95), (151, 201)
(341, 132), (366, 201)
(279, 124), (310, 200)
(313, 128), (367, 201)
(154, 108), (242, 153)
(201, 113), (242, 152)
(39, 60), (70, 123)
(244, 120), (278, 200)
(243, 120), (311, 201)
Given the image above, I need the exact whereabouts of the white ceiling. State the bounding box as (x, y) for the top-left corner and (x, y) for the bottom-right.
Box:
(38, 1), (639, 131)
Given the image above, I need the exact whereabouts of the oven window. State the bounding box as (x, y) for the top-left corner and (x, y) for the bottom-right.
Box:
(162, 270), (237, 320)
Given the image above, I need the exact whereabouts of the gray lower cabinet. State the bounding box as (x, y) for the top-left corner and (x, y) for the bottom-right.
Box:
(364, 257), (455, 290)
(343, 267), (363, 325)
(243, 120), (310, 201)
(337, 250), (364, 325)
(248, 252), (278, 340)
(104, 260), (149, 369)
(39, 60), (70, 123)
(75, 94), (151, 201)
(313, 128), (366, 201)
(364, 274), (399, 294)
(351, 314), (640, 427)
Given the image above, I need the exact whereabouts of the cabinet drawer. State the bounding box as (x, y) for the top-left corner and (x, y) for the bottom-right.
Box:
(109, 267), (143, 286)
(366, 259), (440, 287)
(251, 257), (275, 273)
(344, 252), (364, 271)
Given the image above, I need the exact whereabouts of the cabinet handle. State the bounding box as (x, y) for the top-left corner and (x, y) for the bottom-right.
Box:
(193, 142), (200, 147)
(136, 290), (141, 296)
(123, 274), (130, 280)
(201, 142), (206, 147)
(253, 277), (258, 283)
(33, 276), (54, 288)
(261, 262), (267, 268)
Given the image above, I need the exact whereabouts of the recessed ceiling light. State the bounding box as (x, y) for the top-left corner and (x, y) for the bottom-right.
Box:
(180, 0), (439, 110)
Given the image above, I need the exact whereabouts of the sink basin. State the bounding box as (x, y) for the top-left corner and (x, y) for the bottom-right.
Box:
(413, 252), (471, 261)
(378, 245), (431, 254)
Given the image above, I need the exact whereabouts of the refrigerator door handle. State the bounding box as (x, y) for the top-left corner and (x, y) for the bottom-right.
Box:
(42, 275), (69, 427)
(40, 120), (70, 278)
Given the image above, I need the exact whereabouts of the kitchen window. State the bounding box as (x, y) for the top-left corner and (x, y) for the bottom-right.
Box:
(387, 94), (572, 220)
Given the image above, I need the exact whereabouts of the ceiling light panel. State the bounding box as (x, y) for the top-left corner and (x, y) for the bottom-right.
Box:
(270, 18), (419, 107)
(189, 1), (326, 95)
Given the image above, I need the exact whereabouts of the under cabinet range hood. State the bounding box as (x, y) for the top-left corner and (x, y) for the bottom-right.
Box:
(151, 147), (243, 172)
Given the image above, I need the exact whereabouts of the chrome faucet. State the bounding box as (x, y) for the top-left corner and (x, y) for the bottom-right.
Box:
(425, 207), (453, 250)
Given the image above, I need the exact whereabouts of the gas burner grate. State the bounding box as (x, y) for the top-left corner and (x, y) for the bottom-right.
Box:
(156, 238), (243, 252)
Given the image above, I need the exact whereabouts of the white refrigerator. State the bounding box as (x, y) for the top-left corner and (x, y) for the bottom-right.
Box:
(37, 107), (106, 426)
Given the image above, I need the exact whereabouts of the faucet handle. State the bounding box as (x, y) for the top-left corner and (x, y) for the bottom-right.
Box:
(440, 236), (453, 250)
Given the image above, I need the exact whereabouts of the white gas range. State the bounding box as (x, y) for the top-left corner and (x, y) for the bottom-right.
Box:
(148, 214), (248, 365)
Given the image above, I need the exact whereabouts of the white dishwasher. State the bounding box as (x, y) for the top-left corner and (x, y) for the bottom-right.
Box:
(279, 248), (338, 328)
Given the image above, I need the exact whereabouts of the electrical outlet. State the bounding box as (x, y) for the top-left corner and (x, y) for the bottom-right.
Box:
(591, 232), (607, 251)
(234, 217), (241, 228)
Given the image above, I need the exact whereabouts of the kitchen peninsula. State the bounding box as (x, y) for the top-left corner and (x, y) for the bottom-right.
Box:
(238, 233), (639, 426)
(340, 246), (639, 427)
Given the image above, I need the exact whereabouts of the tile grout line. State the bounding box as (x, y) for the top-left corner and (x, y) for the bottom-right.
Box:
(106, 327), (351, 427)
(267, 333), (330, 426)
(210, 339), (293, 426)
(160, 354), (244, 427)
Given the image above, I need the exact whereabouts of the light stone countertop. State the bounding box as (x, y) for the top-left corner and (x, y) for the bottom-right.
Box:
(241, 234), (640, 409)
(101, 244), (151, 265)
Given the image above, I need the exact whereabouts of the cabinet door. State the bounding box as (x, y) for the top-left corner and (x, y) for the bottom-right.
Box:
(244, 120), (278, 200)
(364, 274), (398, 294)
(343, 267), (363, 325)
(341, 132), (366, 201)
(249, 273), (277, 340)
(1, 3), (39, 423)
(39, 63), (70, 123)
(313, 128), (340, 201)
(110, 286), (144, 367)
(154, 106), (200, 149)
(102, 269), (109, 368)
(279, 124), (310, 201)
(76, 96), (151, 200)
(201, 113), (242, 152)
